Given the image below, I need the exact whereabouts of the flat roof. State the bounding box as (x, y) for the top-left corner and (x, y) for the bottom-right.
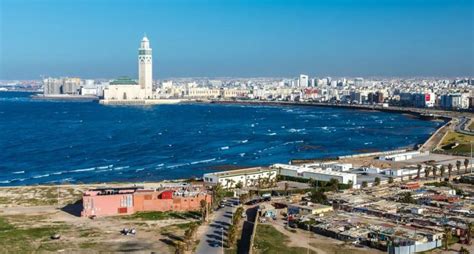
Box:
(204, 167), (275, 178)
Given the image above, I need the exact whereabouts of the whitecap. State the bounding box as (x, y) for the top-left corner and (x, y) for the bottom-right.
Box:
(33, 174), (50, 179)
(267, 133), (277, 136)
(191, 158), (216, 165)
(167, 163), (189, 169)
(135, 168), (145, 172)
(240, 140), (248, 144)
(114, 166), (130, 170)
(157, 163), (164, 167)
(12, 171), (25, 174)
(0, 180), (11, 184)
(71, 167), (95, 172)
(239, 153), (245, 157)
(220, 146), (229, 150)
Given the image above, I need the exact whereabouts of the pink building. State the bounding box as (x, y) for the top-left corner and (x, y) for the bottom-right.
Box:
(81, 185), (212, 217)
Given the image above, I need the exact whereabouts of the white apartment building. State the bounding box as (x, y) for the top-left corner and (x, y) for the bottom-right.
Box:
(273, 164), (357, 185)
(203, 167), (278, 189)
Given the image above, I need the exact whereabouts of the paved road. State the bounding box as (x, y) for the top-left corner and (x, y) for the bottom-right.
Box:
(196, 205), (235, 254)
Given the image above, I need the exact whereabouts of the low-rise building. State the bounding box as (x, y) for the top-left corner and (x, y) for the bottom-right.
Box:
(81, 185), (211, 217)
(203, 167), (278, 189)
(288, 202), (333, 216)
(273, 164), (357, 185)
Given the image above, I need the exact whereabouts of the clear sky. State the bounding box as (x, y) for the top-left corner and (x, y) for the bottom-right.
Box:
(0, 0), (473, 79)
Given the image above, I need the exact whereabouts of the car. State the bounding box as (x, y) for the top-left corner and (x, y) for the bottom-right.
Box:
(219, 203), (226, 208)
(210, 242), (221, 248)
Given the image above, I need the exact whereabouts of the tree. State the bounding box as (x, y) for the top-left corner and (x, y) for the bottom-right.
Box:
(399, 192), (415, 204)
(448, 164), (453, 180)
(183, 222), (199, 250)
(235, 181), (243, 189)
(456, 160), (462, 175)
(425, 167), (431, 179)
(284, 182), (289, 195)
(432, 166), (437, 179)
(374, 177), (381, 186)
(200, 200), (208, 222)
(467, 222), (474, 245)
(388, 177), (394, 184)
(310, 189), (327, 204)
(443, 227), (452, 251)
(212, 183), (225, 208)
(440, 165), (446, 178)
(328, 178), (339, 191)
(239, 193), (249, 204)
(361, 181), (368, 188)
(417, 164), (422, 179)
(227, 224), (236, 246)
(459, 246), (469, 254)
(464, 159), (470, 174)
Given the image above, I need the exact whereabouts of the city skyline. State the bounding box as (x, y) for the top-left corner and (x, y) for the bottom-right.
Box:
(1, 0), (473, 79)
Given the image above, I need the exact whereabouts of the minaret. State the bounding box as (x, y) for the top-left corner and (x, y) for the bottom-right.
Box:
(138, 35), (153, 98)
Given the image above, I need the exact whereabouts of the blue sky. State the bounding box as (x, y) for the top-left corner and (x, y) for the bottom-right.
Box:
(0, 0), (473, 79)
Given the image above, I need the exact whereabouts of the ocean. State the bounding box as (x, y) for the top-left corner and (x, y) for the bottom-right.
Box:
(0, 92), (442, 186)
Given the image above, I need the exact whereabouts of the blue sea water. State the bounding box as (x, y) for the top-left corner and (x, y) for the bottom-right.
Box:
(0, 92), (442, 186)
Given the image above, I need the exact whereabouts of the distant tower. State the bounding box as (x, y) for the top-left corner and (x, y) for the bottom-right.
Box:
(138, 35), (153, 98)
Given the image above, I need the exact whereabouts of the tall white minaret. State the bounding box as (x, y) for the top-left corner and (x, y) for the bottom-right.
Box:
(138, 35), (153, 98)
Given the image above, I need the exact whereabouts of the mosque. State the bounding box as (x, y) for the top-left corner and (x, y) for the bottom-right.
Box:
(100, 36), (180, 104)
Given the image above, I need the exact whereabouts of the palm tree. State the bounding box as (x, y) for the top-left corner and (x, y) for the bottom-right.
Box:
(443, 227), (452, 251)
(464, 158), (470, 174)
(467, 222), (473, 245)
(432, 166), (437, 179)
(200, 200), (208, 222)
(448, 163), (453, 180)
(440, 165), (446, 178)
(425, 167), (431, 179)
(417, 164), (422, 179)
(456, 160), (462, 175)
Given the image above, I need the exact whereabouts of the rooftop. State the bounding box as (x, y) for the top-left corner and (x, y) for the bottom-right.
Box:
(110, 76), (138, 85)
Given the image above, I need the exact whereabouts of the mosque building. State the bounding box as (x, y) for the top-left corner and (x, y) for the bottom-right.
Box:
(101, 36), (158, 103)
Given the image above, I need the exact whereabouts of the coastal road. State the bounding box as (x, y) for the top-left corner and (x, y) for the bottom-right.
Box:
(196, 204), (235, 254)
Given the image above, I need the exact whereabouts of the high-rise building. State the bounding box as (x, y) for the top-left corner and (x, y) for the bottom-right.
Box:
(299, 74), (309, 87)
(138, 36), (153, 99)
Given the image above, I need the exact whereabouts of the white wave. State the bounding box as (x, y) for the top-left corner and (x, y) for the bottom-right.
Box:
(33, 174), (50, 179)
(52, 171), (64, 175)
(71, 167), (95, 172)
(12, 171), (25, 174)
(0, 180), (11, 184)
(114, 166), (130, 170)
(267, 133), (277, 136)
(239, 153), (245, 157)
(59, 178), (74, 182)
(157, 163), (164, 167)
(240, 140), (248, 144)
(166, 163), (189, 169)
(135, 168), (145, 172)
(220, 146), (229, 150)
(364, 142), (373, 145)
(97, 165), (113, 170)
(191, 158), (216, 165)
(288, 128), (305, 133)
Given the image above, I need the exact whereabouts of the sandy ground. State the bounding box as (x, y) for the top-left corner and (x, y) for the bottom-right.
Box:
(0, 182), (199, 253)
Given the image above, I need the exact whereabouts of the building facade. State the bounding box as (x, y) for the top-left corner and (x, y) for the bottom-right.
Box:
(81, 185), (211, 217)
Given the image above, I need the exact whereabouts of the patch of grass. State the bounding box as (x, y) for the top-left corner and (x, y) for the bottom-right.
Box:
(253, 224), (317, 254)
(125, 210), (201, 221)
(0, 216), (70, 252)
(439, 131), (474, 155)
(79, 241), (98, 249)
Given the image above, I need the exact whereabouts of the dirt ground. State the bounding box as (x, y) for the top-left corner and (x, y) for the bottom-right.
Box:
(0, 183), (199, 253)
